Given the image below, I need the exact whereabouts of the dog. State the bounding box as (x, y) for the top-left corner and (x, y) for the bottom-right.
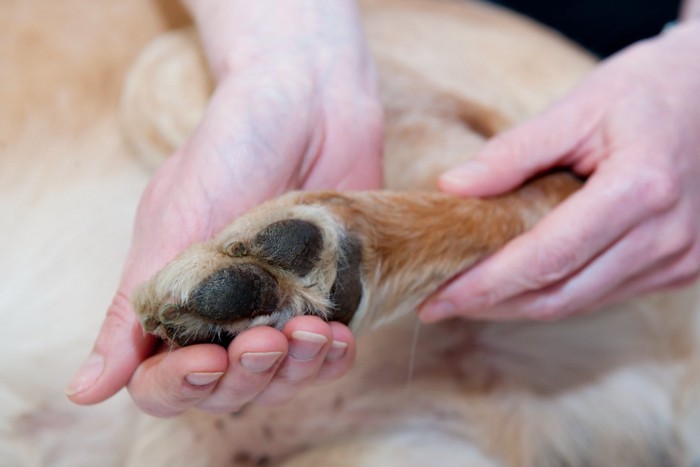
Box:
(2, 0), (700, 466)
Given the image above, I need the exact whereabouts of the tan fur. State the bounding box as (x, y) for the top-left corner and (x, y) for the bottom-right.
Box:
(3, 1), (700, 466)
(134, 173), (581, 344)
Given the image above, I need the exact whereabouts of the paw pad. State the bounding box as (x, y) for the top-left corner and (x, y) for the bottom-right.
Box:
(188, 264), (279, 322)
(249, 219), (323, 276)
(328, 235), (363, 324)
(136, 210), (365, 347)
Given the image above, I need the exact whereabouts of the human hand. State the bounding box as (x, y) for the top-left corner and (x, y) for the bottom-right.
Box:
(67, 0), (383, 416)
(420, 21), (700, 322)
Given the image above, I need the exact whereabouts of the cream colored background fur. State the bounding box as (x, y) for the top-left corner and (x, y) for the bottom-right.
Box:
(2, 1), (700, 466)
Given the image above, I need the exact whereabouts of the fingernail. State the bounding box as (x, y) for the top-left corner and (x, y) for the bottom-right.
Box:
(66, 352), (104, 396)
(185, 372), (224, 386)
(325, 341), (348, 362)
(440, 161), (487, 188)
(289, 331), (327, 361)
(419, 300), (456, 323)
(240, 351), (284, 373)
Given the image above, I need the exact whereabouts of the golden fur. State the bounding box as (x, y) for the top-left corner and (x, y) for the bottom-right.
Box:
(3, 0), (700, 466)
(133, 174), (581, 344)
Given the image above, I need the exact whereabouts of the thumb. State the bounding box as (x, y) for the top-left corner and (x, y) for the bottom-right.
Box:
(439, 98), (588, 197)
(67, 287), (155, 404)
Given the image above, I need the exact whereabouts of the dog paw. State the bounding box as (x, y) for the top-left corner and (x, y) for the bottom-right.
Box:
(132, 195), (364, 347)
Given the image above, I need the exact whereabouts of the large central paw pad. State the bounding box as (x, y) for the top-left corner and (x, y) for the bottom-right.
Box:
(133, 212), (364, 347)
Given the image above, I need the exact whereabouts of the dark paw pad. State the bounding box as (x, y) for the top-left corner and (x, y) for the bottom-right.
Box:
(250, 219), (324, 276)
(328, 234), (363, 324)
(188, 264), (279, 323)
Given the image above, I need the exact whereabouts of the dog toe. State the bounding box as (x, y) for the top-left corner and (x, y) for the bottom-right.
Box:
(250, 219), (324, 276)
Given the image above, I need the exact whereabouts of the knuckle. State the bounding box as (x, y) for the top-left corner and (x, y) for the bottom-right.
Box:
(105, 291), (136, 327)
(463, 282), (501, 310)
(133, 394), (183, 418)
(650, 220), (699, 278)
(633, 171), (681, 213)
(662, 221), (696, 257)
(167, 389), (204, 408)
(196, 387), (254, 413)
(525, 245), (577, 289)
(98, 291), (139, 347)
(254, 383), (303, 406)
(482, 134), (520, 160)
(217, 384), (260, 405)
(149, 381), (200, 410)
(273, 372), (312, 390)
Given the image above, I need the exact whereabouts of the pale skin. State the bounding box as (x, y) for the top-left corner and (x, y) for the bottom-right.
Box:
(69, 0), (700, 416)
(420, 1), (700, 321)
(68, 0), (382, 416)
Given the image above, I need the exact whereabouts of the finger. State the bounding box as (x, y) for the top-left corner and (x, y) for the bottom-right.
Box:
(127, 344), (228, 417)
(66, 290), (156, 404)
(253, 316), (333, 406)
(521, 208), (697, 319)
(596, 242), (700, 309)
(420, 158), (674, 322)
(432, 199), (697, 321)
(196, 326), (288, 413)
(454, 211), (692, 320)
(438, 93), (598, 197)
(316, 321), (356, 382)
